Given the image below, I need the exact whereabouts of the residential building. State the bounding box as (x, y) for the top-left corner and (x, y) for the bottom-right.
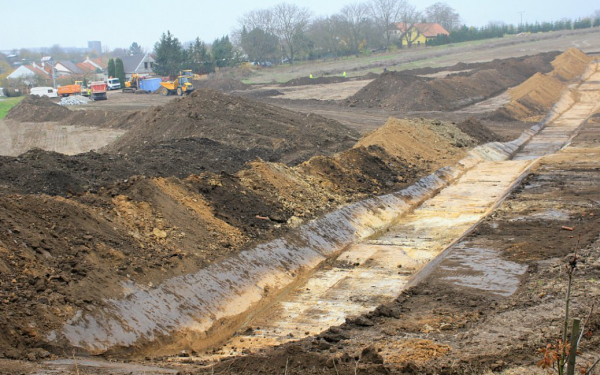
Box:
(391, 22), (450, 47)
(120, 53), (156, 80)
(6, 64), (50, 85)
(54, 60), (85, 76)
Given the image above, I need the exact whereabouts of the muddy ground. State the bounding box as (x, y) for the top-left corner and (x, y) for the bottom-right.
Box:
(141, 109), (600, 375)
(0, 44), (597, 374)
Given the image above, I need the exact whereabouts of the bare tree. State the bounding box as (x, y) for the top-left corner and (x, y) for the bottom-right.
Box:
(424, 2), (461, 31)
(272, 3), (312, 64)
(340, 2), (371, 54)
(233, 9), (276, 46)
(369, 0), (404, 48)
(397, 1), (422, 48)
(308, 15), (348, 58)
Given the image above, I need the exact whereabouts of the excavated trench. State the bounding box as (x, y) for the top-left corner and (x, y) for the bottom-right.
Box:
(45, 61), (599, 365)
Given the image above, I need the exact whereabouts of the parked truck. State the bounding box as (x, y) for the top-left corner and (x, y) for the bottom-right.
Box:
(57, 84), (82, 97)
(90, 81), (108, 101)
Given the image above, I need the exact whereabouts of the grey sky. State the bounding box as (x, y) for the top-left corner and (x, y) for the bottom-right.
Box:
(1, 0), (598, 51)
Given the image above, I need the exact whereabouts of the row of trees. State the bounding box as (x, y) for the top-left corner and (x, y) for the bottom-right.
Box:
(428, 14), (600, 46)
(233, 1), (461, 63)
(152, 32), (237, 77)
(107, 58), (125, 84)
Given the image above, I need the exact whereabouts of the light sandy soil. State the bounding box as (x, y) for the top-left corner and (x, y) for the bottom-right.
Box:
(0, 119), (126, 156)
(260, 80), (373, 101)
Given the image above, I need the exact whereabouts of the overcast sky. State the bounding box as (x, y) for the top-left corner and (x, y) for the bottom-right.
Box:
(1, 0), (598, 52)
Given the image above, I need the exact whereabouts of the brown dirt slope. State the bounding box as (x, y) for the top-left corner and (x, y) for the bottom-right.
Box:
(192, 78), (250, 92)
(355, 118), (468, 170)
(344, 53), (557, 111)
(345, 52), (558, 111)
(6, 96), (141, 129)
(492, 48), (592, 122)
(0, 116), (474, 360)
(455, 117), (504, 144)
(105, 89), (359, 164)
(281, 76), (349, 87)
(6, 96), (71, 122)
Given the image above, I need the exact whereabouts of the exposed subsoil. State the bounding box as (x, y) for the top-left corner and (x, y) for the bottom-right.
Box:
(164, 120), (600, 375)
(0, 110), (473, 362)
(491, 48), (593, 122)
(0, 49), (593, 373)
(345, 52), (559, 111)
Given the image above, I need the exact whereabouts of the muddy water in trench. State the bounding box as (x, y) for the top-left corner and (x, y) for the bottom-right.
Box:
(209, 62), (600, 358)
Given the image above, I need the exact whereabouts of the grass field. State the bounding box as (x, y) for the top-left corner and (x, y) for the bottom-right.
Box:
(0, 96), (25, 119)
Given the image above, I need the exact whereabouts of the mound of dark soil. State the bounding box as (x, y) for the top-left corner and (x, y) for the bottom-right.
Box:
(455, 117), (503, 144)
(237, 89), (284, 98)
(0, 138), (279, 196)
(359, 72), (380, 80)
(281, 76), (349, 87)
(6, 95), (141, 129)
(105, 89), (358, 164)
(6, 95), (71, 122)
(346, 52), (558, 111)
(192, 78), (250, 92)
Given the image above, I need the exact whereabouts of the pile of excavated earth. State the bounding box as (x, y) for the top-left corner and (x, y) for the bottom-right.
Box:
(0, 47), (597, 375)
(346, 51), (559, 111)
(492, 47), (593, 121)
(0, 88), (484, 361)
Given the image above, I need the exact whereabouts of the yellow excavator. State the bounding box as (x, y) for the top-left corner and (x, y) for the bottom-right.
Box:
(123, 73), (142, 93)
(160, 70), (195, 96)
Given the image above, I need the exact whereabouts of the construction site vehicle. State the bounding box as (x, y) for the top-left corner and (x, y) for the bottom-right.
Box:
(31, 87), (58, 98)
(159, 71), (195, 96)
(74, 81), (90, 97)
(107, 78), (121, 90)
(90, 81), (108, 101)
(57, 84), (82, 97)
(123, 73), (141, 93)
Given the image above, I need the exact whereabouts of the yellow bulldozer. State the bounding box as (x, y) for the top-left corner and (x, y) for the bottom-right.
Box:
(159, 70), (195, 96)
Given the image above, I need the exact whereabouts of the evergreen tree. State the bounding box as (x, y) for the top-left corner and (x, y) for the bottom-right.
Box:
(115, 58), (126, 86)
(211, 36), (237, 68)
(241, 27), (279, 63)
(153, 31), (185, 76)
(129, 42), (144, 55)
(107, 58), (115, 78)
(187, 37), (213, 74)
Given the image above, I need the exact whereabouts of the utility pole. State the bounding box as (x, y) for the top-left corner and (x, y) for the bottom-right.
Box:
(518, 11), (525, 29)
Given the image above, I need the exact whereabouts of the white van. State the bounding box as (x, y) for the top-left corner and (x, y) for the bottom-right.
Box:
(31, 87), (58, 98)
(107, 78), (121, 90)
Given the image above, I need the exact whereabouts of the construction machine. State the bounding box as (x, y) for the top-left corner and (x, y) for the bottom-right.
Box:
(159, 71), (195, 96)
(123, 74), (141, 93)
(90, 81), (108, 101)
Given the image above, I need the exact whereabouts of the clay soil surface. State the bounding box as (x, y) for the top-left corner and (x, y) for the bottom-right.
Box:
(0, 42), (597, 374)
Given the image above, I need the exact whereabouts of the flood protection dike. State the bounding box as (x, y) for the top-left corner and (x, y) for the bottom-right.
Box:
(51, 61), (600, 357)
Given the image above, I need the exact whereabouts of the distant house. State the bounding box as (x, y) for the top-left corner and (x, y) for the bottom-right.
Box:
(83, 57), (107, 71)
(7, 64), (50, 84)
(391, 22), (449, 47)
(54, 60), (86, 76)
(120, 53), (155, 80)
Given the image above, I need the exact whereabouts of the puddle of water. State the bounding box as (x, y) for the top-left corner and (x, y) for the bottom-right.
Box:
(439, 246), (528, 296)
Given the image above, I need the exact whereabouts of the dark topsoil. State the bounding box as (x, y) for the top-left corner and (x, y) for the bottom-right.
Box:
(346, 52), (559, 111)
(104, 89), (358, 163)
(1, 90), (359, 196)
